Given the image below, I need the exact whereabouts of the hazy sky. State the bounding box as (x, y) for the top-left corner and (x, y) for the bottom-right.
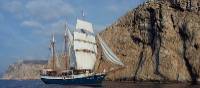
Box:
(0, 0), (144, 73)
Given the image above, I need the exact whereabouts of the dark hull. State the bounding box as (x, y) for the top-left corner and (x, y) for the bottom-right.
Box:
(41, 74), (106, 85)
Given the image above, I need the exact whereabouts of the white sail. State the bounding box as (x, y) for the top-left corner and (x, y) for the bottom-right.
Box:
(65, 23), (76, 68)
(74, 41), (97, 53)
(74, 19), (97, 70)
(66, 24), (73, 45)
(75, 52), (96, 69)
(76, 19), (93, 33)
(66, 25), (73, 56)
(97, 35), (124, 66)
(74, 32), (96, 44)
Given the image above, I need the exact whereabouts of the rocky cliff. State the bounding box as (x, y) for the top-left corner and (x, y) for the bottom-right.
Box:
(3, 60), (47, 80)
(95, 0), (200, 82)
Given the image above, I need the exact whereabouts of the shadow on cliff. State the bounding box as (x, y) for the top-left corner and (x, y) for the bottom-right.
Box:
(178, 22), (198, 84)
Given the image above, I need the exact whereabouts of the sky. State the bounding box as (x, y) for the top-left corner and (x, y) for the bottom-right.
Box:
(0, 0), (145, 73)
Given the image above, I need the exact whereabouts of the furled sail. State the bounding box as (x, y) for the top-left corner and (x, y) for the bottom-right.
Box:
(97, 35), (124, 66)
(74, 19), (97, 70)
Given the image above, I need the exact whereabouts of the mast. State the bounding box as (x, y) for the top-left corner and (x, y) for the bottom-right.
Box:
(51, 33), (56, 70)
(64, 21), (75, 70)
(64, 25), (67, 54)
(82, 10), (85, 20)
(64, 23), (69, 70)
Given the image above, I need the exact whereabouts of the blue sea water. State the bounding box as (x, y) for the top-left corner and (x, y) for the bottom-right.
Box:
(0, 80), (200, 88)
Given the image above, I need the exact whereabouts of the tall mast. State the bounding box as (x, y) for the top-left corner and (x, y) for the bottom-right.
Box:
(51, 33), (56, 70)
(64, 23), (69, 69)
(64, 24), (68, 54)
(82, 10), (85, 20)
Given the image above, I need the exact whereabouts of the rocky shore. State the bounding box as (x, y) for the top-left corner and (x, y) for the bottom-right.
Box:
(95, 0), (200, 82)
(3, 60), (47, 80)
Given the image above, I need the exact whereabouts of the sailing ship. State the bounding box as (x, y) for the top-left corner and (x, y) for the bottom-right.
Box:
(40, 16), (124, 85)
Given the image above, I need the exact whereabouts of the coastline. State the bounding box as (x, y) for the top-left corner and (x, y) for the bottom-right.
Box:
(2, 60), (47, 80)
(1, 78), (200, 84)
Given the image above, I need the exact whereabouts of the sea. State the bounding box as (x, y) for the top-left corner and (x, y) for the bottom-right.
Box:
(0, 80), (200, 88)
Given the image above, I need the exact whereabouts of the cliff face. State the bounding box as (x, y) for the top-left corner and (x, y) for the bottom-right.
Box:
(95, 0), (200, 82)
(3, 60), (47, 80)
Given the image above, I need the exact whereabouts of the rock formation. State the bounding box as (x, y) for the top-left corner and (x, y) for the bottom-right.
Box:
(95, 0), (200, 82)
(3, 60), (47, 80)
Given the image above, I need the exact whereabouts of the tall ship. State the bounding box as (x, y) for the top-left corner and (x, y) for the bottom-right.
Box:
(40, 16), (124, 85)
